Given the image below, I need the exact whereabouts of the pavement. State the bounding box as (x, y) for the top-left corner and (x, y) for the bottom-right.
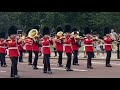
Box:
(6, 52), (120, 61)
(1, 58), (120, 78)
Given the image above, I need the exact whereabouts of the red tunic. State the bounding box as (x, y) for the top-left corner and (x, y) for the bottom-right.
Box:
(41, 37), (53, 54)
(84, 37), (94, 52)
(71, 38), (79, 51)
(63, 35), (72, 53)
(104, 36), (112, 51)
(0, 39), (6, 54)
(32, 41), (40, 52)
(7, 39), (19, 57)
(18, 41), (24, 51)
(24, 37), (33, 51)
(54, 36), (63, 52)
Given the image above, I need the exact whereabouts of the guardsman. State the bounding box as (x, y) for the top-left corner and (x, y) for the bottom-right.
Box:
(63, 25), (73, 71)
(7, 25), (20, 78)
(41, 26), (53, 74)
(32, 25), (41, 69)
(71, 28), (80, 65)
(84, 27), (94, 69)
(24, 30), (33, 65)
(103, 27), (112, 67)
(54, 26), (63, 67)
(17, 35), (24, 62)
(0, 32), (7, 67)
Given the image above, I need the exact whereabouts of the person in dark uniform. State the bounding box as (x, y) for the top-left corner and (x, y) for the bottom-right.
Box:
(54, 26), (64, 67)
(0, 32), (7, 67)
(41, 26), (53, 74)
(6, 26), (20, 78)
(63, 25), (73, 71)
(24, 30), (33, 65)
(103, 27), (112, 67)
(84, 27), (94, 69)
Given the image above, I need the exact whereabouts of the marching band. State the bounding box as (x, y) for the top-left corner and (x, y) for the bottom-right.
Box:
(0, 24), (119, 78)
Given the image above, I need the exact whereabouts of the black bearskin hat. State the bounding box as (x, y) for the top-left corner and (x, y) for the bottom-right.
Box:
(56, 27), (63, 33)
(104, 27), (110, 36)
(84, 27), (91, 35)
(72, 28), (78, 32)
(8, 25), (18, 36)
(26, 29), (31, 36)
(0, 32), (5, 38)
(33, 25), (39, 32)
(64, 25), (71, 33)
(42, 26), (50, 36)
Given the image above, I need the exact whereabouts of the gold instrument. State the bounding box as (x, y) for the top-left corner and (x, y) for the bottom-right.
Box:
(28, 29), (38, 39)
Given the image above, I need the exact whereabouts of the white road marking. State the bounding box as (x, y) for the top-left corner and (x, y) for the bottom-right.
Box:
(0, 71), (7, 72)
(37, 66), (88, 72)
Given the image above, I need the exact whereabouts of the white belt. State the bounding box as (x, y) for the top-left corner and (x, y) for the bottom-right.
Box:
(104, 44), (112, 45)
(42, 46), (50, 47)
(26, 44), (32, 45)
(8, 47), (18, 50)
(85, 45), (93, 46)
(0, 46), (6, 48)
(64, 44), (71, 46)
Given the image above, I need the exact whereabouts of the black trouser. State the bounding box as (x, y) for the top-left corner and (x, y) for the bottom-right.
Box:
(19, 50), (23, 62)
(86, 52), (93, 67)
(43, 54), (51, 71)
(33, 51), (38, 67)
(66, 53), (72, 69)
(54, 48), (57, 56)
(27, 50), (32, 63)
(10, 57), (18, 76)
(73, 50), (78, 64)
(0, 53), (6, 66)
(57, 51), (63, 65)
(106, 51), (111, 65)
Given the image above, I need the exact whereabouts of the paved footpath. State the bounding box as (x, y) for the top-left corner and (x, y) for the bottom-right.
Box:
(1, 56), (120, 78)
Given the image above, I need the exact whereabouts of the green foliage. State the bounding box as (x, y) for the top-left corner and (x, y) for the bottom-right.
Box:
(0, 12), (120, 37)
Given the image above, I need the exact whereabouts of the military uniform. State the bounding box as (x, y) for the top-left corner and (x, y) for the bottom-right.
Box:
(24, 36), (33, 65)
(63, 25), (73, 71)
(18, 40), (24, 62)
(0, 32), (7, 67)
(103, 27), (112, 67)
(7, 25), (20, 78)
(54, 27), (63, 67)
(41, 26), (53, 74)
(84, 27), (93, 69)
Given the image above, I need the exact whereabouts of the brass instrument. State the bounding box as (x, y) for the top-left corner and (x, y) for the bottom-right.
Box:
(28, 29), (38, 39)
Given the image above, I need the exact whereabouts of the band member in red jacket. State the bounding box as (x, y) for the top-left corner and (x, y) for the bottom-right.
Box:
(32, 25), (41, 69)
(0, 32), (7, 67)
(24, 30), (33, 65)
(17, 35), (24, 62)
(63, 25), (73, 71)
(54, 27), (63, 67)
(103, 27), (112, 67)
(6, 26), (20, 78)
(71, 28), (80, 65)
(84, 27), (94, 69)
(41, 26), (53, 74)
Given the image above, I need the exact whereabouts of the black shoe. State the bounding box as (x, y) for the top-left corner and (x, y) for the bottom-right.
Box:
(33, 67), (38, 70)
(14, 75), (20, 78)
(58, 64), (63, 67)
(10, 75), (15, 77)
(43, 71), (47, 73)
(106, 64), (112, 67)
(66, 68), (73, 71)
(1, 65), (7, 67)
(48, 71), (52, 74)
(73, 63), (79, 65)
(87, 66), (93, 69)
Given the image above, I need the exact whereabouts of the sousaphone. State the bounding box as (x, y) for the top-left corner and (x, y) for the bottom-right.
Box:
(28, 29), (38, 38)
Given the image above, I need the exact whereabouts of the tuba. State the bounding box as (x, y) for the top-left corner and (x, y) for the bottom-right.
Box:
(28, 29), (38, 39)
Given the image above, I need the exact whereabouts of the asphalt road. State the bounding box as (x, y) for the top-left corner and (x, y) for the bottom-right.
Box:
(1, 58), (120, 78)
